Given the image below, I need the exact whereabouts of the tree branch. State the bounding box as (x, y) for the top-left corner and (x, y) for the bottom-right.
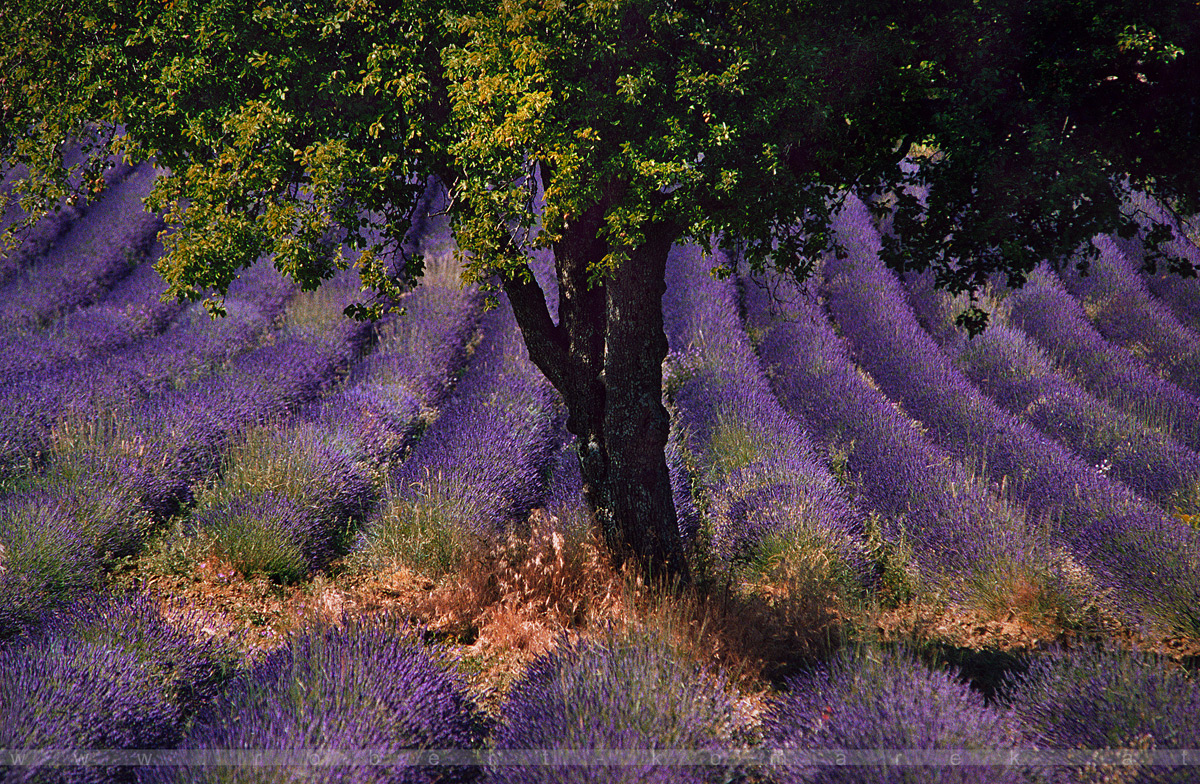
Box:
(499, 269), (571, 392)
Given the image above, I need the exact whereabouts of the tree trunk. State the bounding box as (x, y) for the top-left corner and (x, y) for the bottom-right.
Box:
(597, 224), (687, 581)
(502, 213), (688, 583)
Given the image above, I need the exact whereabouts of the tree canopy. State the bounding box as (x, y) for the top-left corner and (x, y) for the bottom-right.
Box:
(4, 0), (1199, 578)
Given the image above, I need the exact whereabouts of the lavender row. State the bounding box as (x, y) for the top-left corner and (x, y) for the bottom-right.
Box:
(904, 271), (1200, 515)
(1057, 235), (1200, 399)
(1114, 188), (1200, 334)
(396, 297), (558, 532)
(0, 276), (371, 635)
(765, 648), (1032, 784)
(1000, 264), (1200, 454)
(0, 148), (135, 288)
(662, 244), (861, 573)
(2, 598), (485, 784)
(0, 592), (232, 777)
(0, 259), (295, 484)
(359, 296), (560, 572)
(488, 629), (743, 784)
(1, 241), (185, 381)
(821, 194), (1200, 634)
(189, 423), (375, 583)
(742, 267), (1047, 594)
(321, 252), (484, 464)
(1005, 644), (1200, 771)
(0, 162), (163, 332)
(765, 643), (1200, 784)
(142, 617), (488, 784)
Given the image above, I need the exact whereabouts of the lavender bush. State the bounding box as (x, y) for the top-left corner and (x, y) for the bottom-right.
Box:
(764, 647), (1034, 784)
(821, 194), (1200, 634)
(0, 591), (231, 783)
(361, 301), (559, 569)
(154, 617), (488, 784)
(486, 629), (745, 784)
(1057, 235), (1200, 399)
(0, 258), (296, 485)
(1001, 264), (1200, 454)
(311, 251), (482, 470)
(0, 491), (100, 640)
(192, 423), (373, 581)
(1005, 645), (1200, 783)
(662, 245), (862, 585)
(0, 147), (131, 288)
(903, 271), (1200, 515)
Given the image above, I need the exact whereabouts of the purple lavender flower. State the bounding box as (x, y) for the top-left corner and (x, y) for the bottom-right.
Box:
(156, 617), (487, 784)
(1005, 645), (1200, 783)
(193, 423), (373, 581)
(1002, 264), (1200, 454)
(0, 163), (162, 330)
(821, 194), (1200, 633)
(378, 301), (559, 545)
(1058, 235), (1200, 399)
(764, 648), (1033, 784)
(0, 258), (297, 483)
(313, 269), (483, 467)
(487, 631), (743, 784)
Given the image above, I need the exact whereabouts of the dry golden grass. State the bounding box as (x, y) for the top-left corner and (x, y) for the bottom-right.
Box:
(120, 504), (1200, 717)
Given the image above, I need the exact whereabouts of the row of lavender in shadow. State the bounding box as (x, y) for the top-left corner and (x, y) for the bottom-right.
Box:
(765, 643), (1200, 784)
(661, 244), (864, 588)
(2, 238), (187, 383)
(1115, 189), (1200, 335)
(903, 272), (1200, 517)
(0, 148), (137, 289)
(741, 268), (1056, 605)
(0, 162), (164, 333)
(5, 589), (1196, 784)
(820, 194), (1200, 635)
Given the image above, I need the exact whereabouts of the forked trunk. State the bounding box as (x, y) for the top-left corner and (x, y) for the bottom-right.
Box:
(502, 215), (688, 583)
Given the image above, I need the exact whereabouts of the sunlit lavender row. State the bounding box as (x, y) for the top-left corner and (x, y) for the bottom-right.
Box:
(820, 195), (1200, 633)
(5, 592), (1197, 784)
(662, 244), (861, 575)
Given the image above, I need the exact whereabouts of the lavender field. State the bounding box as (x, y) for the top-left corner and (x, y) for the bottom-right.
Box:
(2, 173), (1199, 783)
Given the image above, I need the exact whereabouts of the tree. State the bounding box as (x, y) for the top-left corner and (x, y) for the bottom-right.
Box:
(4, 0), (1199, 582)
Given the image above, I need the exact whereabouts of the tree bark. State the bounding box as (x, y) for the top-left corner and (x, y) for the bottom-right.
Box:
(598, 223), (687, 581)
(502, 212), (688, 583)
